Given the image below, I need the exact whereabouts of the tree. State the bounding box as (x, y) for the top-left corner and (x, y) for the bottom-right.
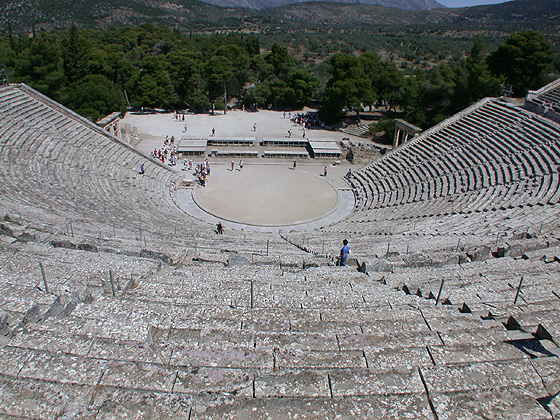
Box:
(265, 43), (294, 78)
(63, 24), (87, 84)
(66, 74), (125, 121)
(452, 36), (500, 112)
(487, 31), (553, 95)
(319, 54), (371, 123)
(168, 50), (206, 109)
(207, 55), (234, 113)
(14, 30), (64, 98)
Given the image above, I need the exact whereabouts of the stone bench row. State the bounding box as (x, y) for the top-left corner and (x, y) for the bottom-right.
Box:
(0, 86), (203, 240)
(350, 98), (560, 215)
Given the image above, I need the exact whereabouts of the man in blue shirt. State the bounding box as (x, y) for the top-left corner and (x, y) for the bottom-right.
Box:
(339, 239), (350, 266)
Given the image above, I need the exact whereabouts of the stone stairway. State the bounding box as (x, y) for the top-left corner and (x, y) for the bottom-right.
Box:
(342, 124), (370, 138)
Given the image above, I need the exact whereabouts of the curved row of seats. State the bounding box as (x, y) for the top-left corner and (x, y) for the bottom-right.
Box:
(528, 79), (560, 113)
(348, 99), (560, 234)
(0, 85), (180, 239)
(0, 84), (300, 260)
(1, 238), (557, 418)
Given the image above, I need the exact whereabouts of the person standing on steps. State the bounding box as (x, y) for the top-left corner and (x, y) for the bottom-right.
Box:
(339, 239), (350, 266)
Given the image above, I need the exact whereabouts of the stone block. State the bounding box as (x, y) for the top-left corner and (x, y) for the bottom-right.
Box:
(170, 346), (272, 369)
(19, 352), (105, 386)
(0, 376), (93, 419)
(438, 326), (510, 346)
(255, 370), (329, 397)
(100, 360), (176, 393)
(330, 367), (424, 396)
(430, 387), (553, 420)
(255, 332), (338, 352)
(88, 338), (171, 364)
(429, 342), (530, 366)
(191, 394), (435, 419)
(364, 347), (433, 370)
(174, 366), (253, 396)
(338, 331), (442, 351)
(8, 330), (93, 357)
(531, 357), (560, 396)
(275, 349), (366, 369)
(0, 347), (30, 376)
(421, 360), (547, 395)
(91, 388), (192, 419)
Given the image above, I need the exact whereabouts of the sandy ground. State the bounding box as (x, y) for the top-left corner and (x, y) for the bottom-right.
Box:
(122, 108), (362, 155)
(193, 164), (339, 226)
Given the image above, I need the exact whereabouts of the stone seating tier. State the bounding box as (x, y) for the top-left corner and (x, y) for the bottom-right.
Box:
(347, 98), (560, 233)
(1, 238), (559, 418)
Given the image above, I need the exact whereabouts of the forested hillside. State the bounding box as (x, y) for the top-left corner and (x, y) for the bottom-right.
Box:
(0, 24), (556, 135)
(2, 0), (559, 34)
(197, 0), (444, 11)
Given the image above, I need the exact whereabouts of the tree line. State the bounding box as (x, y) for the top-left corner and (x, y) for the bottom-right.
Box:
(0, 24), (556, 131)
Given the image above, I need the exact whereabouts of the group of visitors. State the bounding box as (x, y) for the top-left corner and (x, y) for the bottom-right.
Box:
(182, 159), (193, 172)
(292, 112), (324, 129)
(152, 135), (178, 165)
(173, 111), (186, 122)
(194, 159), (211, 187)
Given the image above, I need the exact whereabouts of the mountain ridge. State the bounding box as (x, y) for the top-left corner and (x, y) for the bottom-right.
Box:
(197, 0), (445, 11)
(0, 0), (557, 34)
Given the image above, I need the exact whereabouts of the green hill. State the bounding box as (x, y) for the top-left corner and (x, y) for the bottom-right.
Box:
(1, 0), (559, 34)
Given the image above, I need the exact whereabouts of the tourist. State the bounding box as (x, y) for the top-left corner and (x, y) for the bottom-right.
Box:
(211, 128), (215, 137)
(239, 160), (244, 170)
(253, 123), (257, 131)
(339, 239), (350, 267)
(324, 166), (328, 177)
(231, 161), (235, 171)
(139, 164), (145, 175)
(288, 129), (292, 138)
(346, 169), (353, 178)
(293, 160), (297, 170)
(216, 222), (223, 235)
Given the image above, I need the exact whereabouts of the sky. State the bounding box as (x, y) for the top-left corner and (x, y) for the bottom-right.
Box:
(438, 0), (509, 6)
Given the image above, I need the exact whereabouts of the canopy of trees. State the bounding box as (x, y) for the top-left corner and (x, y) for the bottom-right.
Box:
(487, 30), (554, 95)
(0, 24), (556, 131)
